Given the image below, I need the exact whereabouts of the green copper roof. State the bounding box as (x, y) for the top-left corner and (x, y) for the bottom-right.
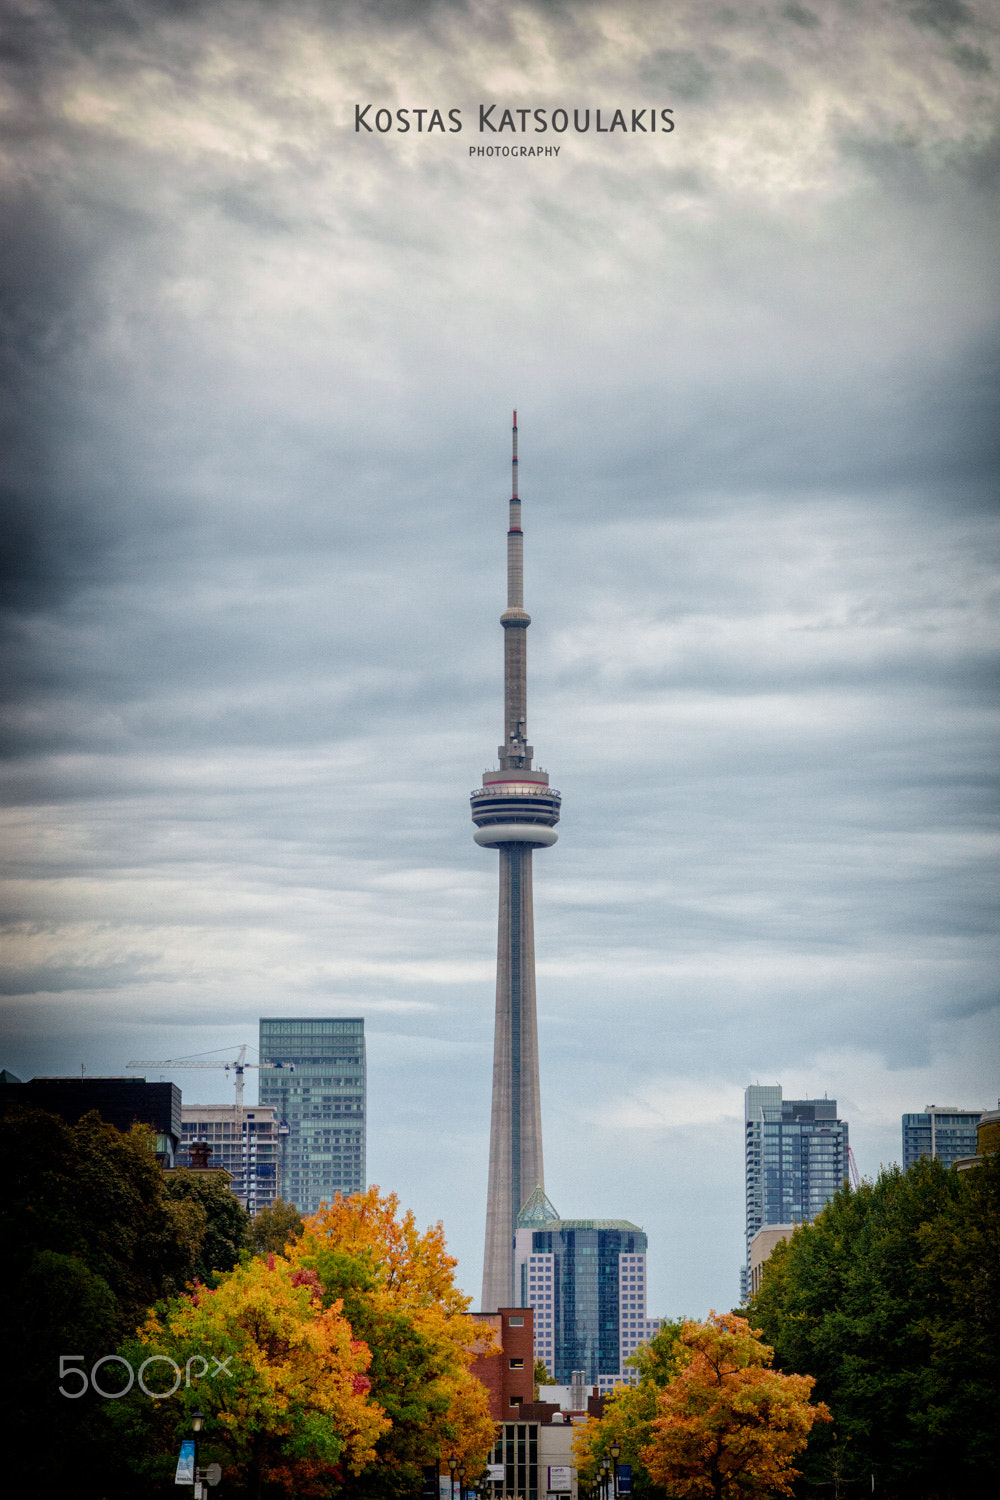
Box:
(517, 1184), (561, 1226)
(533, 1218), (644, 1232)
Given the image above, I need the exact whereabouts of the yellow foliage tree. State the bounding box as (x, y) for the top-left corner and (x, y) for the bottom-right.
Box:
(642, 1313), (830, 1500)
(136, 1252), (389, 1499)
(287, 1187), (498, 1496)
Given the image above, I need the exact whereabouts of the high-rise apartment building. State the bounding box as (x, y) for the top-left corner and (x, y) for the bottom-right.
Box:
(901, 1105), (982, 1170)
(513, 1190), (662, 1389)
(258, 1018), (365, 1215)
(743, 1084), (849, 1297)
(473, 414), (561, 1311)
(180, 1103), (279, 1213)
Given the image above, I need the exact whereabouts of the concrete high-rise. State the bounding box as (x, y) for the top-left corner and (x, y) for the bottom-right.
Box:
(258, 1018), (366, 1215)
(743, 1084), (849, 1298)
(180, 1103), (280, 1213)
(472, 413), (561, 1311)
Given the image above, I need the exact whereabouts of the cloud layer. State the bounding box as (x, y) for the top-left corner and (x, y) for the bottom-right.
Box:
(2, 0), (998, 1313)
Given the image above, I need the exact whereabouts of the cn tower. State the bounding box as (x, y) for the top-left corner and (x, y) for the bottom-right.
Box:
(472, 412), (561, 1311)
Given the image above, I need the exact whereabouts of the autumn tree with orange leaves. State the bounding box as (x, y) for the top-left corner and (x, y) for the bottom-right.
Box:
(642, 1313), (830, 1500)
(286, 1187), (498, 1500)
(120, 1251), (389, 1500)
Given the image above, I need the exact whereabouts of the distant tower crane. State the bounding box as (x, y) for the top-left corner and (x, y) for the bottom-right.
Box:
(125, 1045), (294, 1204)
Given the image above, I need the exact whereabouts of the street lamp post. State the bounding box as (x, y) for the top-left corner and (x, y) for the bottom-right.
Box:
(191, 1408), (204, 1500)
(448, 1452), (458, 1500)
(610, 1441), (620, 1500)
(601, 1454), (610, 1500)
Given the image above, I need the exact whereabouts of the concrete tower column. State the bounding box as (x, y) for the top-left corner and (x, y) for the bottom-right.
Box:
(472, 413), (561, 1311)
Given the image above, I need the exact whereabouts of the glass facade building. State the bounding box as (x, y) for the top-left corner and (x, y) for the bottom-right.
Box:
(744, 1084), (849, 1295)
(514, 1200), (661, 1387)
(901, 1106), (982, 1170)
(258, 1018), (365, 1216)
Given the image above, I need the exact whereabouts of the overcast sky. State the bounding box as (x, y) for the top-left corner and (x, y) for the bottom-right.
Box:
(2, 0), (998, 1317)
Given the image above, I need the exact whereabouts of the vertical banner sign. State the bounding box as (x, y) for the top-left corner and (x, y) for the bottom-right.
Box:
(617, 1464), (633, 1494)
(175, 1439), (196, 1484)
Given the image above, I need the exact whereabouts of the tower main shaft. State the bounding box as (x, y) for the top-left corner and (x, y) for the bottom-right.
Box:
(472, 412), (561, 1311)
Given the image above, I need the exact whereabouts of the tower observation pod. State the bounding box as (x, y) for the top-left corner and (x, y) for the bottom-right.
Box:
(472, 411), (561, 1312)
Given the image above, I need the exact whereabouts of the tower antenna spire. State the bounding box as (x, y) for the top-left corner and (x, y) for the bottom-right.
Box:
(471, 412), (562, 1311)
(512, 409), (518, 499)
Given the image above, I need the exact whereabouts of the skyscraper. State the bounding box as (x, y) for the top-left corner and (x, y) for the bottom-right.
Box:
(743, 1084), (849, 1296)
(901, 1105), (982, 1170)
(472, 413), (561, 1311)
(179, 1103), (279, 1213)
(258, 1017), (366, 1215)
(513, 1189), (663, 1389)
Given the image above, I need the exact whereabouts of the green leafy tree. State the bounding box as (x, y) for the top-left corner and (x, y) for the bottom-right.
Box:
(0, 1108), (205, 1494)
(534, 1357), (551, 1398)
(251, 1197), (304, 1256)
(750, 1152), (1000, 1497)
(164, 1165), (251, 1282)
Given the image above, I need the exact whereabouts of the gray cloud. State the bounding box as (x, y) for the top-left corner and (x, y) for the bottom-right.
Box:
(1, 0), (998, 1315)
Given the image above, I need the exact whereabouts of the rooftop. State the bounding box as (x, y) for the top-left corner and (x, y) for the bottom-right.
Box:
(534, 1218), (644, 1232)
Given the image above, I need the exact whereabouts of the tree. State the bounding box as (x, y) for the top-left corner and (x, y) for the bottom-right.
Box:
(573, 1322), (687, 1499)
(251, 1197), (304, 1256)
(123, 1252), (389, 1500)
(750, 1153), (1000, 1496)
(641, 1313), (830, 1500)
(1, 1108), (202, 1326)
(534, 1357), (551, 1399)
(286, 1187), (498, 1498)
(164, 1166), (251, 1282)
(0, 1107), (206, 1494)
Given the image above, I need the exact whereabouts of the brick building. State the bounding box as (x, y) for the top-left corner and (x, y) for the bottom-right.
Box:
(469, 1305), (535, 1420)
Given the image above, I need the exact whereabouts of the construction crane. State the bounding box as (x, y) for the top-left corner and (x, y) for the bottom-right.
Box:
(847, 1144), (861, 1190)
(125, 1043), (294, 1109)
(126, 1045), (295, 1208)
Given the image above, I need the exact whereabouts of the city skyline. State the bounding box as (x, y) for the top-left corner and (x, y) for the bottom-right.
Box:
(2, 0), (997, 1318)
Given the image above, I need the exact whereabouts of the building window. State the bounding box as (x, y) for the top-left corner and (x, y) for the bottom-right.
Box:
(509, 1358), (524, 1369)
